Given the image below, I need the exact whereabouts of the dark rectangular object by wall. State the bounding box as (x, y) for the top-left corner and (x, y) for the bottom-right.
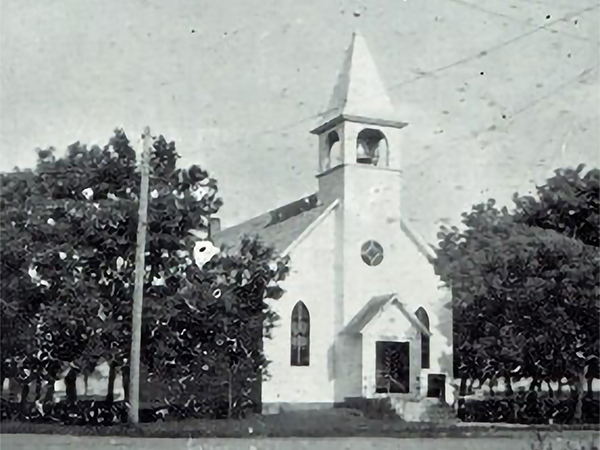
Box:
(427, 373), (446, 399)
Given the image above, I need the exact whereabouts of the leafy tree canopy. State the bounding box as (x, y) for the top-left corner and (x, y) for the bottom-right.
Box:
(434, 165), (599, 387)
(1, 129), (288, 415)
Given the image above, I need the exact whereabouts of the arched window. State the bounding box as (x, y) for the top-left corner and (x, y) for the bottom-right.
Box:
(356, 129), (387, 166)
(322, 130), (341, 171)
(415, 307), (430, 369)
(291, 301), (310, 366)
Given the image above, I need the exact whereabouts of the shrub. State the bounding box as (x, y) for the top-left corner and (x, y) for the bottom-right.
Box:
(458, 392), (599, 424)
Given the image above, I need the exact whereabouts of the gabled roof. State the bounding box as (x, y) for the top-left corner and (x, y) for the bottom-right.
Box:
(343, 293), (432, 336)
(212, 194), (332, 253)
(400, 220), (437, 263)
(318, 32), (397, 126)
(213, 193), (436, 263)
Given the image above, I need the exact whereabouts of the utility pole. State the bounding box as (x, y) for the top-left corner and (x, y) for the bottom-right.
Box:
(129, 126), (152, 424)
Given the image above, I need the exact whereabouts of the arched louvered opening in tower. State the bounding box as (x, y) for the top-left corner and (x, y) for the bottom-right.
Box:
(356, 128), (388, 166)
(322, 130), (341, 171)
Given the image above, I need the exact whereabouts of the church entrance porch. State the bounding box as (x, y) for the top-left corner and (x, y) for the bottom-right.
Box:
(339, 294), (430, 401)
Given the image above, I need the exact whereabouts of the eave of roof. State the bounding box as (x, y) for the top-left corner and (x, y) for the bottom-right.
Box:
(400, 220), (437, 262)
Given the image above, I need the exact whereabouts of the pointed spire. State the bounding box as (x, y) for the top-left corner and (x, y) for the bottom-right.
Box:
(323, 32), (396, 123)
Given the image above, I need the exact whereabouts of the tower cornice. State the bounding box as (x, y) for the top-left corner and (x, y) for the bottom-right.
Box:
(310, 113), (408, 135)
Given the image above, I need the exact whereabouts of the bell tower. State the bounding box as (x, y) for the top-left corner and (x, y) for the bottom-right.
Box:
(312, 32), (408, 172)
(311, 32), (411, 328)
(312, 32), (408, 202)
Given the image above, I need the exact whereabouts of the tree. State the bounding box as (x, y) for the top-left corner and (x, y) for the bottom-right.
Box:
(140, 237), (288, 417)
(1, 129), (289, 419)
(0, 167), (64, 403)
(435, 165), (599, 422)
(0, 129), (223, 405)
(513, 165), (599, 247)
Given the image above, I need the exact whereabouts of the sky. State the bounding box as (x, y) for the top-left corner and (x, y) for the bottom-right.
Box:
(1, 0), (599, 243)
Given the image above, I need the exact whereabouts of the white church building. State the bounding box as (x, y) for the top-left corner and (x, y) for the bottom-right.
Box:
(212, 33), (454, 417)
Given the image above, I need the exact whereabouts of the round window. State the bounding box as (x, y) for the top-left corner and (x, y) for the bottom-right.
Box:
(361, 240), (384, 266)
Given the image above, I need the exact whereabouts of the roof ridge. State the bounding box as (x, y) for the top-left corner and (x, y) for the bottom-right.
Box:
(212, 194), (329, 253)
(266, 193), (320, 227)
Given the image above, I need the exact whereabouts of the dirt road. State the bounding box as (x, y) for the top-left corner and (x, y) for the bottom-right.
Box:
(1, 432), (598, 450)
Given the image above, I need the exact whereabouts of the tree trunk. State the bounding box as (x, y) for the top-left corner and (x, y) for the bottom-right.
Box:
(254, 369), (262, 414)
(65, 369), (78, 403)
(0, 373), (5, 397)
(228, 370), (233, 419)
(20, 382), (29, 405)
(106, 362), (117, 404)
(546, 380), (554, 398)
(558, 379), (564, 398)
(505, 377), (514, 397)
(8, 378), (19, 401)
(475, 377), (484, 391)
(529, 378), (540, 391)
(468, 378), (476, 394)
(34, 378), (42, 402)
(83, 374), (89, 397)
(459, 377), (468, 396)
(43, 382), (55, 404)
(489, 376), (497, 397)
(122, 365), (130, 403)
(507, 378), (518, 423)
(586, 377), (593, 398)
(574, 373), (585, 423)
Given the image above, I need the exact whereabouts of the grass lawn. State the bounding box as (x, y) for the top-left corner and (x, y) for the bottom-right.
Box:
(1, 408), (598, 439)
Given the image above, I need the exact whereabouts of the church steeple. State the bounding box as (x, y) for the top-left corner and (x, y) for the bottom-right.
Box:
(323, 32), (396, 124)
(312, 33), (407, 175)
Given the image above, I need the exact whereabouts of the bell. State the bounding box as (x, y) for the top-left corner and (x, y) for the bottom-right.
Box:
(356, 140), (372, 164)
